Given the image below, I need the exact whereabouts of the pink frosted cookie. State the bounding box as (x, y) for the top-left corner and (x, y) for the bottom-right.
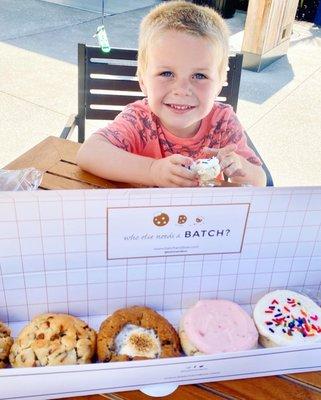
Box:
(253, 290), (321, 348)
(179, 299), (258, 355)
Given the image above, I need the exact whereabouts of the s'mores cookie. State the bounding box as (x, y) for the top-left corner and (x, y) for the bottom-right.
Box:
(190, 157), (221, 186)
(0, 321), (13, 368)
(179, 299), (258, 355)
(97, 306), (180, 362)
(9, 313), (96, 367)
(253, 290), (321, 348)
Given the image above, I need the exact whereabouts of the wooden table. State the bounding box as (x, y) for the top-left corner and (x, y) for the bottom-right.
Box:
(5, 136), (238, 189)
(5, 136), (321, 400)
(5, 136), (133, 189)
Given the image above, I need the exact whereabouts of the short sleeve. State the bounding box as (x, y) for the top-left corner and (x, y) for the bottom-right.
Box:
(220, 107), (262, 166)
(93, 100), (153, 155)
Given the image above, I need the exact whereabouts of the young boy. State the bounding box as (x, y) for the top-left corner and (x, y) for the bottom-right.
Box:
(77, 1), (266, 187)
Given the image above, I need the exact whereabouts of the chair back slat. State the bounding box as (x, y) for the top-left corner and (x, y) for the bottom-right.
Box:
(86, 46), (138, 60)
(87, 93), (145, 106)
(86, 109), (122, 120)
(88, 63), (138, 76)
(89, 78), (141, 92)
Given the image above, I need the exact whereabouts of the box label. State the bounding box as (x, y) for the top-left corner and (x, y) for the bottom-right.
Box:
(107, 203), (249, 259)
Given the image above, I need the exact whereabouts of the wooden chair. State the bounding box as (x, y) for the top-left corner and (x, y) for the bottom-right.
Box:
(61, 43), (273, 186)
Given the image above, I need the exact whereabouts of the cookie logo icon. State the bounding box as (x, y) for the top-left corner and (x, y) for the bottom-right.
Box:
(177, 215), (187, 224)
(153, 213), (169, 227)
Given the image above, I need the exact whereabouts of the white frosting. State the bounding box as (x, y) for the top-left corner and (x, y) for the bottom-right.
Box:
(115, 324), (161, 358)
(253, 290), (321, 347)
(190, 157), (220, 186)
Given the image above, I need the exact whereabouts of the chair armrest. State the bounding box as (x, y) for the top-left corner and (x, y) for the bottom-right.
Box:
(262, 162), (274, 187)
(244, 131), (274, 187)
(60, 114), (78, 140)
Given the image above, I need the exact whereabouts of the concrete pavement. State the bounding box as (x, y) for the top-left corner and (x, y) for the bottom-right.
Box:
(0, 0), (320, 186)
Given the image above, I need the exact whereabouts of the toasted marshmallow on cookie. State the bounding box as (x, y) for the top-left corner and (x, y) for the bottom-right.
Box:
(97, 306), (180, 362)
(190, 157), (220, 186)
(253, 290), (321, 348)
(115, 324), (161, 358)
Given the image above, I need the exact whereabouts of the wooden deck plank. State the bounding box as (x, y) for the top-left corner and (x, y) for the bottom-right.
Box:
(200, 376), (321, 399)
(284, 372), (321, 391)
(111, 385), (225, 400)
(62, 384), (226, 400)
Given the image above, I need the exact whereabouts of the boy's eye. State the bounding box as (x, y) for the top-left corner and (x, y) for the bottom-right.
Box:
(193, 73), (207, 80)
(160, 71), (173, 77)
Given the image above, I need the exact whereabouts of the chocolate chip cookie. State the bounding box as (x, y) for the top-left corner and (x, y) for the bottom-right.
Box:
(0, 321), (13, 368)
(9, 313), (96, 367)
(97, 306), (181, 362)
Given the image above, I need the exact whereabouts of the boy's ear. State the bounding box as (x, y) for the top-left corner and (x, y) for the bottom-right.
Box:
(139, 77), (147, 96)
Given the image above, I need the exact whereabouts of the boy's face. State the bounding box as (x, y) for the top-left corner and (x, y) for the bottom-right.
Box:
(139, 30), (223, 138)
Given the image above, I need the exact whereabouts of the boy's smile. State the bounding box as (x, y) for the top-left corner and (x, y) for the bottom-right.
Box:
(164, 103), (196, 113)
(139, 30), (223, 138)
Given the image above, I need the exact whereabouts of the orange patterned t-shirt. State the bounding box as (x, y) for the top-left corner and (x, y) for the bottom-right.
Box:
(94, 99), (261, 166)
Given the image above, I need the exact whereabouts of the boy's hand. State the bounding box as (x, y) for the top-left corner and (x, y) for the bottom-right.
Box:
(149, 155), (198, 187)
(203, 144), (246, 178)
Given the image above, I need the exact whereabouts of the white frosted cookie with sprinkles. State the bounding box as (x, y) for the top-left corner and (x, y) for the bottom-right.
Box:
(253, 290), (321, 348)
(179, 299), (258, 356)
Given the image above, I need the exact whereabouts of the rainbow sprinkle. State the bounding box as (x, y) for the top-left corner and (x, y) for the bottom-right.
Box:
(264, 297), (321, 338)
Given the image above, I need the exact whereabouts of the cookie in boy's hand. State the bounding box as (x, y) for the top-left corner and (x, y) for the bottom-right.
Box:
(97, 306), (181, 362)
(189, 157), (221, 186)
(0, 321), (13, 368)
(9, 313), (96, 367)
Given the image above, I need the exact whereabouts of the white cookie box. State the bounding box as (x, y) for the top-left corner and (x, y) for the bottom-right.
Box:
(1, 186), (321, 400)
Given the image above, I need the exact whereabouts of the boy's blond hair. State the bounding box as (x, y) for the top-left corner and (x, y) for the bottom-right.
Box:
(138, 0), (230, 83)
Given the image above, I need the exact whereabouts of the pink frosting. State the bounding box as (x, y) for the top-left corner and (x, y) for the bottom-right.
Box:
(183, 300), (258, 354)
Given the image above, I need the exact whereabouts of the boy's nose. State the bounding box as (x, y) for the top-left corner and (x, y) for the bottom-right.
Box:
(172, 78), (192, 96)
